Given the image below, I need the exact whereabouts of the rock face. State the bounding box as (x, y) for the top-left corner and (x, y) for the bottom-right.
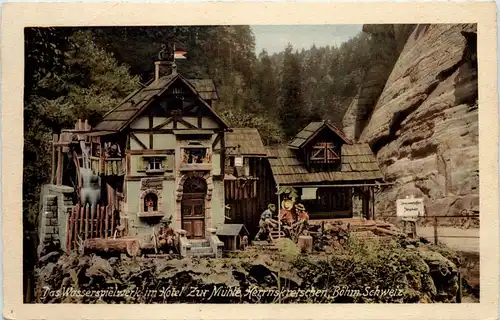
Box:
(344, 24), (478, 222)
(343, 24), (416, 141)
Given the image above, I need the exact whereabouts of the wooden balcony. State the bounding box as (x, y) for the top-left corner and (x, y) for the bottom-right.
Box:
(90, 157), (125, 176)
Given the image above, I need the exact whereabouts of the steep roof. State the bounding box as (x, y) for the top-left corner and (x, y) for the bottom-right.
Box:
(93, 74), (228, 132)
(267, 144), (384, 185)
(216, 224), (249, 236)
(289, 121), (351, 149)
(225, 128), (267, 157)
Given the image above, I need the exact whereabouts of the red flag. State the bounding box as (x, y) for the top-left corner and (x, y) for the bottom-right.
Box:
(174, 50), (187, 60)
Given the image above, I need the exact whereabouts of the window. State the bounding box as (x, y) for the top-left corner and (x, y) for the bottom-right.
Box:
(181, 147), (211, 164)
(145, 157), (165, 173)
(143, 193), (159, 212)
(310, 142), (340, 163)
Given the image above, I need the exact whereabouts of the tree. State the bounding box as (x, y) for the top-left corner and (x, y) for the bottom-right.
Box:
(254, 50), (279, 117)
(279, 44), (307, 138)
(23, 29), (140, 301)
(219, 109), (284, 145)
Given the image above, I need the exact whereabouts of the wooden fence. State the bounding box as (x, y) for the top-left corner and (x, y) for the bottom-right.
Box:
(66, 204), (120, 252)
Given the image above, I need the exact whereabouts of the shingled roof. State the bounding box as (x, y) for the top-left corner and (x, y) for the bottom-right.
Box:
(267, 144), (384, 185)
(225, 128), (267, 157)
(289, 121), (351, 149)
(93, 74), (227, 132)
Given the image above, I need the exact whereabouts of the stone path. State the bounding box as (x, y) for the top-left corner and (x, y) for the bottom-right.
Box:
(417, 226), (479, 253)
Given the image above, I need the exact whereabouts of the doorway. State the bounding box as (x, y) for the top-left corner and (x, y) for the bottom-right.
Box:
(181, 177), (207, 239)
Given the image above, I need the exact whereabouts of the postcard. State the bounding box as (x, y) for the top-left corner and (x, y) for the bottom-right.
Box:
(1, 2), (498, 319)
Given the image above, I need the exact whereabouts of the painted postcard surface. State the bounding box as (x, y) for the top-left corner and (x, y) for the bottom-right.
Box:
(21, 23), (483, 305)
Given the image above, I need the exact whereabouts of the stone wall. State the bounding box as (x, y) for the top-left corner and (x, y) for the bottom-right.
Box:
(37, 185), (74, 256)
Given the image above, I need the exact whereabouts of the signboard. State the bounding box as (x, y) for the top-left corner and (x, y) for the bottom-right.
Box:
(301, 188), (318, 200)
(396, 197), (424, 218)
(234, 156), (244, 167)
(141, 177), (164, 190)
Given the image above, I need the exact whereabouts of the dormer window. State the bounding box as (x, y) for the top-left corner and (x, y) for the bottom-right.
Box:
(311, 142), (340, 163)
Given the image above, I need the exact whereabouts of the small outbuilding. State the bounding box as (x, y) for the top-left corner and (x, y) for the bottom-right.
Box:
(216, 224), (250, 251)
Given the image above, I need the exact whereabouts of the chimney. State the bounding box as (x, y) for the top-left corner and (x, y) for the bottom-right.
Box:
(155, 61), (177, 81)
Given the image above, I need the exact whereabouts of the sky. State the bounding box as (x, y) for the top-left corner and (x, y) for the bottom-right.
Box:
(251, 25), (363, 54)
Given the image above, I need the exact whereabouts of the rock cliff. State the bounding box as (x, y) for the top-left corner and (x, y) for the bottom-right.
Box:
(344, 24), (478, 222)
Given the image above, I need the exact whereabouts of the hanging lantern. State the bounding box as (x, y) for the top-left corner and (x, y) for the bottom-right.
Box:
(234, 155), (244, 167)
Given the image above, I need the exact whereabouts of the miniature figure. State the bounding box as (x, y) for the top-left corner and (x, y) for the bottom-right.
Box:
(240, 235), (249, 250)
(157, 216), (176, 254)
(254, 203), (278, 241)
(292, 203), (310, 239)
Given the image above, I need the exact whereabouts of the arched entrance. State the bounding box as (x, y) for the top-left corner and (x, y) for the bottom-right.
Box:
(181, 177), (207, 239)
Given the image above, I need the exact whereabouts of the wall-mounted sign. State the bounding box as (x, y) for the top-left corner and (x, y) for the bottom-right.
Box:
(396, 197), (424, 218)
(141, 177), (164, 190)
(234, 156), (244, 167)
(301, 188), (318, 200)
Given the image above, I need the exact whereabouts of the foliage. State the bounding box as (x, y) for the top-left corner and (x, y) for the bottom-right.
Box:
(279, 45), (308, 138)
(32, 31), (141, 128)
(24, 29), (141, 301)
(219, 109), (284, 145)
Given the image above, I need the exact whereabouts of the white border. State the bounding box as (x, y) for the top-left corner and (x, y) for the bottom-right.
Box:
(1, 2), (498, 320)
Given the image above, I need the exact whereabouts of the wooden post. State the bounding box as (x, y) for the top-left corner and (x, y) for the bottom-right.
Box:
(434, 216), (438, 244)
(371, 187), (376, 220)
(220, 131), (225, 176)
(298, 234), (313, 253)
(90, 205), (95, 238)
(111, 205), (116, 237)
(56, 146), (64, 185)
(66, 207), (75, 253)
(84, 204), (90, 240)
(73, 205), (79, 251)
(105, 205), (109, 238)
(97, 205), (102, 238)
(79, 205), (84, 238)
(51, 134), (58, 184)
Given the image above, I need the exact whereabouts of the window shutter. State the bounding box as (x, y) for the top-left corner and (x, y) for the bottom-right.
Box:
(137, 157), (145, 171)
(165, 154), (175, 171)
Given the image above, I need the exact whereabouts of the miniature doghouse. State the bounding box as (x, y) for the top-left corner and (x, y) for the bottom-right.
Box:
(216, 224), (250, 251)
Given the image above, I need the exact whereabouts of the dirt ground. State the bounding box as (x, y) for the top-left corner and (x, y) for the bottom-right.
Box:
(417, 226), (479, 253)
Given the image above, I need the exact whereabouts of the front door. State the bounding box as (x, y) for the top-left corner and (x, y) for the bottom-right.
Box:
(181, 177), (207, 239)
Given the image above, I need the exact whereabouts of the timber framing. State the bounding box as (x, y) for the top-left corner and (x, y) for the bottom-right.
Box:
(130, 132), (147, 149)
(153, 117), (173, 130)
(220, 131), (225, 175)
(127, 149), (175, 155)
(125, 175), (175, 181)
(212, 133), (222, 149)
(149, 113), (154, 149)
(177, 117), (198, 129)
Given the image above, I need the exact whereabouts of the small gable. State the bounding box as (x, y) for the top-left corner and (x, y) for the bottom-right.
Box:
(288, 121), (353, 172)
(289, 121), (351, 150)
